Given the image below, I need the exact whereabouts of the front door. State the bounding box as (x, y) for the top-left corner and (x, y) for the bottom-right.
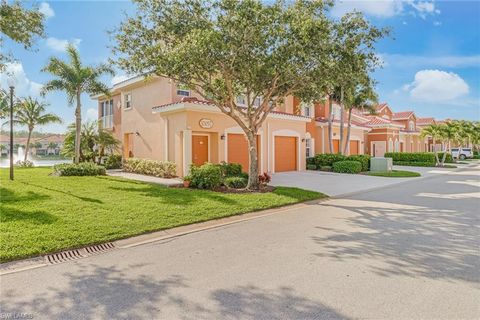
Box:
(372, 141), (386, 157)
(192, 135), (208, 166)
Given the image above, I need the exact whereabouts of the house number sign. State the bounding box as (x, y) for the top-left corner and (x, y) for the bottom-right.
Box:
(199, 118), (214, 129)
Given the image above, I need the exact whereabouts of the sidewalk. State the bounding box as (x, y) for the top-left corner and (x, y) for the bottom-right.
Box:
(107, 170), (183, 187)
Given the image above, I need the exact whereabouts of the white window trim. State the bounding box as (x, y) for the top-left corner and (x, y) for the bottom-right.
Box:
(124, 93), (132, 110)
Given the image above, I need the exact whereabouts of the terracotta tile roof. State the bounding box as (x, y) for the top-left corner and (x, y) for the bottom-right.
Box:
(392, 111), (414, 120)
(416, 117), (435, 125)
(153, 97), (310, 119)
(315, 117), (371, 129)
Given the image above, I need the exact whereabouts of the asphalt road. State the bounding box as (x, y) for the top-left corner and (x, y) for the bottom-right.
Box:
(1, 165), (479, 319)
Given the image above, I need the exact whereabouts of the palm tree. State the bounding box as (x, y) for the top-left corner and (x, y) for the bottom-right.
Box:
(42, 44), (113, 163)
(96, 129), (120, 163)
(5, 97), (61, 161)
(343, 82), (377, 155)
(421, 124), (442, 165)
(47, 142), (58, 155)
(439, 121), (459, 165)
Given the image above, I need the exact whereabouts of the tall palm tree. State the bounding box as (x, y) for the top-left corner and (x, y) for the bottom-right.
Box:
(343, 82), (377, 155)
(439, 121), (459, 165)
(6, 97), (61, 161)
(41, 44), (113, 163)
(420, 124), (442, 165)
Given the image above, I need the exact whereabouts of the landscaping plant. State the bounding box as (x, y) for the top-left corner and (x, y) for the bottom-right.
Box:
(53, 162), (106, 176)
(224, 176), (248, 189)
(104, 154), (122, 169)
(332, 160), (362, 174)
(189, 163), (223, 190)
(123, 158), (177, 178)
(346, 154), (371, 171)
(314, 154), (346, 167)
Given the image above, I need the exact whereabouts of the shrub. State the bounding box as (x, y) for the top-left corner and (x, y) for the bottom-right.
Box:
(332, 160), (362, 174)
(320, 165), (332, 172)
(15, 160), (34, 168)
(123, 158), (177, 178)
(217, 162), (243, 178)
(258, 172), (271, 185)
(189, 163), (223, 189)
(306, 164), (317, 170)
(384, 152), (452, 164)
(53, 162), (106, 176)
(314, 154), (346, 167)
(346, 154), (371, 172)
(306, 157), (316, 166)
(224, 176), (248, 189)
(104, 154), (122, 169)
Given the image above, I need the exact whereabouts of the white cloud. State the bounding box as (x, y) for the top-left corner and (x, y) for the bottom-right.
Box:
(331, 0), (440, 19)
(39, 2), (54, 19)
(404, 70), (469, 102)
(111, 75), (129, 85)
(46, 37), (81, 52)
(86, 108), (98, 122)
(433, 21), (442, 26)
(0, 62), (42, 98)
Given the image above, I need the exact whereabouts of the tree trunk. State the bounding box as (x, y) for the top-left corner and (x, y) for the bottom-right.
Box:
(24, 128), (33, 162)
(74, 91), (82, 164)
(339, 87), (344, 155)
(327, 95), (334, 154)
(343, 108), (353, 155)
(440, 139), (449, 166)
(245, 131), (259, 190)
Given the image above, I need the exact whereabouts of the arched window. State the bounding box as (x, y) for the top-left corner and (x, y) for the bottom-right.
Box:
(409, 121), (415, 131)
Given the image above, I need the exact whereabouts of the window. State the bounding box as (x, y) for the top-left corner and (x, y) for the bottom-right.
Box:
(409, 121), (415, 131)
(253, 96), (262, 107)
(236, 95), (246, 106)
(301, 103), (313, 117)
(395, 140), (400, 152)
(101, 99), (114, 128)
(306, 139), (312, 158)
(176, 84), (190, 96)
(124, 93), (132, 109)
(333, 104), (341, 120)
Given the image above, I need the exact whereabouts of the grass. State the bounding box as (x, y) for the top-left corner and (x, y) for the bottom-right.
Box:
(365, 170), (421, 178)
(0, 167), (325, 262)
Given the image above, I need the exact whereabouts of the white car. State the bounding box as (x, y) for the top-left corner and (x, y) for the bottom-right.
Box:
(451, 148), (473, 160)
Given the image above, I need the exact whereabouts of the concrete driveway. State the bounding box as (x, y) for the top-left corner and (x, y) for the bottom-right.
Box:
(271, 165), (462, 197)
(1, 164), (479, 319)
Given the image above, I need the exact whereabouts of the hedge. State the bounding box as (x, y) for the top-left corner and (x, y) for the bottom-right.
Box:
(123, 158), (177, 178)
(188, 163), (223, 189)
(346, 154), (371, 172)
(384, 152), (452, 164)
(53, 162), (106, 176)
(104, 154), (122, 169)
(332, 160), (362, 174)
(314, 154), (346, 167)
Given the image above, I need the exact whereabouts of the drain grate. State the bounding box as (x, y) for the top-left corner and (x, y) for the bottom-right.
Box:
(85, 242), (115, 255)
(44, 242), (116, 265)
(46, 249), (84, 264)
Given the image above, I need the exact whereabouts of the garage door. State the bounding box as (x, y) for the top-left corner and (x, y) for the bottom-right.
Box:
(333, 140), (340, 154)
(227, 134), (259, 172)
(349, 140), (359, 155)
(275, 136), (297, 172)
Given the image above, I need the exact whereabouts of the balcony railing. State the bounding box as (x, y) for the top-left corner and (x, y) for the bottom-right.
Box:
(100, 115), (113, 129)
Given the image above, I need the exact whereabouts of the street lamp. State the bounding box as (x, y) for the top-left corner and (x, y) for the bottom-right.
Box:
(7, 75), (16, 181)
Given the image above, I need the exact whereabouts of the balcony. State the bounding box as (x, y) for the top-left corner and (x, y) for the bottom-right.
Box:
(100, 115), (113, 129)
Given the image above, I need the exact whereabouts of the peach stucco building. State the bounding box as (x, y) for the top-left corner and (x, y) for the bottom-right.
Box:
(94, 75), (435, 176)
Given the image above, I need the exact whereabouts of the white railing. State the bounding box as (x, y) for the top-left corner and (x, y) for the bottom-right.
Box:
(101, 115), (113, 129)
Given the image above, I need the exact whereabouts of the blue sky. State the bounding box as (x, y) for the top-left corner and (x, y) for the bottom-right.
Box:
(1, 0), (479, 133)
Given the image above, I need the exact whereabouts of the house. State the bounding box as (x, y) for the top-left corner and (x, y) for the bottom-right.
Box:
(93, 75), (443, 175)
(94, 76), (310, 177)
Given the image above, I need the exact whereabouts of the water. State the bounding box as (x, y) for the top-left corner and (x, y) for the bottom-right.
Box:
(0, 147), (71, 167)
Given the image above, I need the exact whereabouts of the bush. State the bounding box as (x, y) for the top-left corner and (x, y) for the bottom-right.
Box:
(15, 160), (34, 168)
(217, 162), (243, 178)
(346, 154), (371, 172)
(123, 158), (177, 178)
(306, 164), (317, 170)
(104, 154), (122, 169)
(332, 160), (362, 174)
(314, 154), (346, 167)
(384, 152), (452, 164)
(320, 165), (332, 172)
(224, 176), (248, 189)
(189, 163), (223, 189)
(53, 162), (106, 176)
(258, 172), (271, 185)
(306, 157), (316, 166)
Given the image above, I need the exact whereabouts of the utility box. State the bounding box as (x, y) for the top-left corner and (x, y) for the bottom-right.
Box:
(370, 157), (393, 172)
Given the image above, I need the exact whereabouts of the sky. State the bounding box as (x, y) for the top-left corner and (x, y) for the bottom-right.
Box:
(1, 0), (479, 133)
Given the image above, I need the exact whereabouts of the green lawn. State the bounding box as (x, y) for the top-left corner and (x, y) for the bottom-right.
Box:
(0, 167), (324, 262)
(365, 170), (421, 178)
